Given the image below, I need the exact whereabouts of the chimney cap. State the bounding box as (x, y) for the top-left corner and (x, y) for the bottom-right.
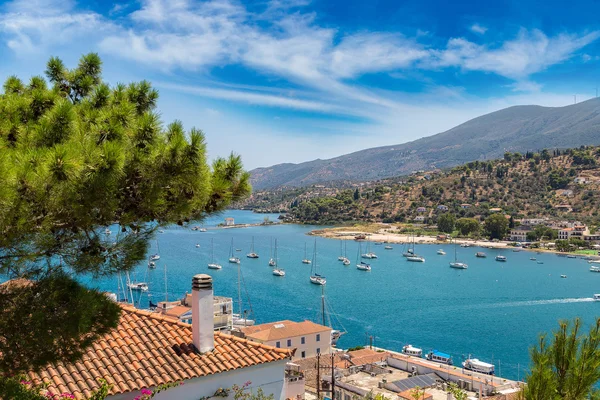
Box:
(192, 274), (213, 290)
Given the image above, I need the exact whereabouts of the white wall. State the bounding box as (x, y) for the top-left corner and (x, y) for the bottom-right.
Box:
(108, 360), (288, 400)
(260, 330), (331, 361)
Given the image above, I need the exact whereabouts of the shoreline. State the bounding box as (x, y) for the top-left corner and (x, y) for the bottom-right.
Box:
(308, 226), (600, 258)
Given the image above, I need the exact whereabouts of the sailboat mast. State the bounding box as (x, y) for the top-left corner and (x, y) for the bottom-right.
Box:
(237, 262), (242, 315)
(321, 285), (326, 326)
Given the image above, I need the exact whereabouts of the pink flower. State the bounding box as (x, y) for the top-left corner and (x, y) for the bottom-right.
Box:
(141, 389), (152, 396)
(20, 380), (32, 385)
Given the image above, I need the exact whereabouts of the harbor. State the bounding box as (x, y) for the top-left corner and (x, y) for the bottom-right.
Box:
(89, 210), (600, 383)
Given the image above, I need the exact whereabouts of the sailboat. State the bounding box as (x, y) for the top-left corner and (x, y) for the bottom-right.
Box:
(232, 262), (255, 326)
(126, 271), (148, 292)
(402, 235), (415, 257)
(339, 241), (350, 264)
(317, 285), (347, 346)
(406, 234), (425, 262)
(361, 241), (378, 259)
(356, 243), (372, 271)
(208, 238), (222, 269)
(449, 238), (468, 269)
(302, 242), (312, 264)
(309, 240), (326, 285)
(228, 238), (240, 264)
(268, 238), (276, 266)
(246, 236), (259, 259)
(272, 239), (285, 276)
(337, 241), (345, 261)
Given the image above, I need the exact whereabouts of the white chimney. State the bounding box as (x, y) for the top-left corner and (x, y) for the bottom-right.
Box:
(192, 274), (214, 353)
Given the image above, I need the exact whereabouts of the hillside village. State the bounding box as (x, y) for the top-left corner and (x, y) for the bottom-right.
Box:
(241, 146), (600, 245)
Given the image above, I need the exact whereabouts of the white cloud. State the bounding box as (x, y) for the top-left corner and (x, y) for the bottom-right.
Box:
(508, 81), (543, 92)
(430, 29), (600, 79)
(470, 23), (487, 34)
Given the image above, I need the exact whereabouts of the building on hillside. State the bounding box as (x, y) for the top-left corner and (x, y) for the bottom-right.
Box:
(460, 203), (471, 209)
(436, 205), (449, 211)
(518, 218), (548, 227)
(574, 177), (587, 184)
(27, 275), (293, 400)
(555, 204), (573, 212)
(489, 208), (502, 213)
(154, 294), (233, 330)
(225, 217), (235, 226)
(583, 233), (600, 243)
(414, 216), (426, 222)
(557, 189), (574, 197)
(240, 320), (332, 361)
(416, 207), (427, 213)
(510, 227), (532, 242)
(558, 225), (589, 240)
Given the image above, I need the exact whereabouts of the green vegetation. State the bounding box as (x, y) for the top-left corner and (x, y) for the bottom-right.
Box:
(455, 218), (480, 236)
(522, 318), (600, 400)
(0, 55), (250, 376)
(437, 213), (455, 233)
(484, 214), (509, 240)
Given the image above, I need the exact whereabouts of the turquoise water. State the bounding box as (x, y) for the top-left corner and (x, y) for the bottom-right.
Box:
(92, 211), (600, 381)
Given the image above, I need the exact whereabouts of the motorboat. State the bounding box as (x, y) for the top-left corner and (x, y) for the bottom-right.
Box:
(406, 255), (425, 262)
(402, 344), (423, 357)
(232, 315), (255, 327)
(356, 261), (371, 271)
(342, 258), (351, 265)
(147, 261), (156, 269)
(476, 252), (487, 258)
(590, 266), (600, 273)
(561, 274), (567, 278)
(199, 228), (207, 232)
(450, 262), (468, 269)
(567, 255), (577, 259)
(437, 249), (446, 255)
(463, 357), (495, 375)
(384, 245), (393, 250)
(150, 254), (160, 261)
(310, 275), (326, 285)
(530, 257), (536, 261)
(273, 268), (285, 276)
(594, 294), (600, 301)
(195, 244), (200, 248)
(104, 228), (111, 235)
(208, 263), (222, 270)
(460, 243), (470, 248)
(495, 255), (507, 262)
(426, 350), (453, 365)
(127, 282), (148, 292)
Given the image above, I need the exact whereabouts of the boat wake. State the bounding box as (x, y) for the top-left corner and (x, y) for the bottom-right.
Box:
(486, 298), (595, 308)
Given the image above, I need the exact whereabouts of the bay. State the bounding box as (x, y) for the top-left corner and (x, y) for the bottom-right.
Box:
(91, 210), (600, 381)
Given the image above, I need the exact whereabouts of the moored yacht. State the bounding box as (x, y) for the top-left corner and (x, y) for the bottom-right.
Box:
(207, 238), (222, 270)
(495, 255), (507, 262)
(476, 252), (487, 258)
(406, 255), (425, 262)
(594, 294), (600, 301)
(402, 344), (423, 357)
(127, 282), (148, 292)
(271, 239), (285, 277)
(310, 240), (326, 285)
(462, 357), (495, 375)
(450, 239), (467, 269)
(302, 242), (312, 264)
(150, 254), (160, 261)
(228, 238), (240, 264)
(591, 266), (600, 273)
(437, 249), (446, 255)
(384, 245), (393, 250)
(426, 350), (453, 365)
(356, 261), (371, 271)
(247, 236), (259, 259)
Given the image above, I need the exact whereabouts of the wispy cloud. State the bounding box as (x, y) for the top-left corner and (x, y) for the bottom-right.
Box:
(470, 23), (488, 34)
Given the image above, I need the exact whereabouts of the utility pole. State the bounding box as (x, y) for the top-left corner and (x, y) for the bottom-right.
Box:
(316, 353), (321, 400)
(331, 353), (336, 400)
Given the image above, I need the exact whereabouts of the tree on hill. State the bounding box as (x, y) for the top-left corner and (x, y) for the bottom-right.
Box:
(437, 213), (455, 233)
(521, 318), (600, 400)
(0, 54), (251, 374)
(455, 218), (480, 236)
(484, 214), (509, 239)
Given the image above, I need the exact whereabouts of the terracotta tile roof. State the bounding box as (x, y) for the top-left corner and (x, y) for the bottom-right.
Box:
(164, 305), (191, 318)
(242, 320), (331, 342)
(240, 320), (296, 336)
(398, 389), (433, 400)
(334, 349), (390, 369)
(27, 304), (292, 399)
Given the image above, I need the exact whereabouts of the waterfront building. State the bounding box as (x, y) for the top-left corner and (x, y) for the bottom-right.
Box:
(558, 225), (589, 240)
(155, 293), (233, 330)
(26, 275), (293, 400)
(240, 320), (332, 361)
(225, 217), (235, 226)
(509, 227), (532, 242)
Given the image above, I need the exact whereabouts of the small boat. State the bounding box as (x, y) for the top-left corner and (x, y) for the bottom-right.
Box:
(158, 230), (164, 234)
(337, 240), (345, 261)
(232, 315), (255, 326)
(402, 250), (415, 257)
(191, 226), (200, 231)
(310, 240), (326, 285)
(495, 255), (507, 262)
(271, 239), (285, 277)
(460, 243), (470, 248)
(561, 274), (567, 278)
(269, 259), (276, 267)
(512, 248), (521, 252)
(407, 255), (425, 262)
(402, 344), (423, 357)
(246, 236), (259, 259)
(437, 249), (446, 255)
(594, 294), (600, 301)
(302, 242), (312, 264)
(590, 266), (600, 273)
(342, 258), (350, 265)
(384, 245), (393, 250)
(450, 239), (467, 269)
(147, 261), (156, 269)
(195, 244), (200, 248)
(530, 257), (536, 261)
(150, 254), (160, 261)
(356, 261), (371, 271)
(463, 357), (495, 375)
(590, 260), (600, 264)
(537, 261), (544, 264)
(104, 228), (111, 235)
(374, 242), (383, 245)
(229, 239), (241, 264)
(567, 255), (577, 259)
(476, 252), (487, 258)
(339, 241), (350, 263)
(208, 238), (222, 270)
(199, 228), (207, 232)
(361, 242), (378, 259)
(426, 350), (453, 365)
(127, 282), (148, 292)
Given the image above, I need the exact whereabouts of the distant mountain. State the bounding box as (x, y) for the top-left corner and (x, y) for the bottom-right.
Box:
(250, 98), (600, 189)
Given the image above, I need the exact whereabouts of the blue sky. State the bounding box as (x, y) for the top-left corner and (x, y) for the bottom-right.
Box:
(1, 0), (599, 169)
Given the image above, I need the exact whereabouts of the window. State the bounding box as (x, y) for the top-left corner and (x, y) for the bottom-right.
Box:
(276, 341), (280, 348)
(316, 348), (320, 354)
(344, 394), (350, 400)
(287, 339), (292, 347)
(301, 351), (306, 358)
(316, 334), (321, 342)
(301, 337), (306, 344)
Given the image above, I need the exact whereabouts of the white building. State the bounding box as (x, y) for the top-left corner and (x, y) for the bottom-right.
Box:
(155, 293), (233, 330)
(225, 217), (235, 226)
(558, 225), (588, 240)
(241, 320), (332, 361)
(510, 227), (531, 242)
(28, 275), (293, 400)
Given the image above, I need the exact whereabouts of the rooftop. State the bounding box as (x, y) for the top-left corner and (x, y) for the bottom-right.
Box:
(28, 304), (292, 399)
(241, 320), (331, 342)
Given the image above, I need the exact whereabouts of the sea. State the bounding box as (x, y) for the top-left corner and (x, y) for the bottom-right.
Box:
(90, 210), (600, 381)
